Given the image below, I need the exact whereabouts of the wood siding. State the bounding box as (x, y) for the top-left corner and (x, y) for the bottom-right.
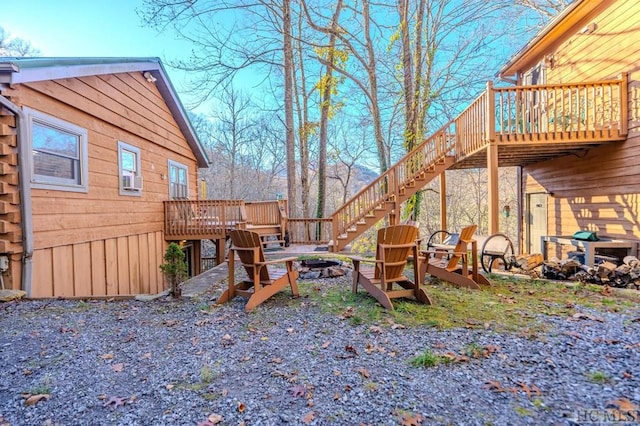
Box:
(31, 231), (165, 297)
(0, 70), (199, 296)
(523, 0), (640, 251)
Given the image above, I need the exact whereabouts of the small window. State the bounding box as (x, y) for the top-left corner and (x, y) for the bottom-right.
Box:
(118, 142), (143, 196)
(25, 107), (88, 192)
(168, 160), (188, 199)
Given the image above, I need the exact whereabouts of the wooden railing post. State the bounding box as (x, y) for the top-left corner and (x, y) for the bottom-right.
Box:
(619, 72), (628, 135)
(486, 81), (496, 143)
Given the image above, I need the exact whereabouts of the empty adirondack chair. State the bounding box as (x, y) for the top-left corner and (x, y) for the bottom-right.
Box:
(352, 224), (432, 310)
(217, 229), (299, 312)
(419, 224), (490, 289)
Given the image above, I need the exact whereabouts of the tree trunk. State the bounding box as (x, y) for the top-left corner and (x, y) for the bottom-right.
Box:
(283, 0), (297, 217)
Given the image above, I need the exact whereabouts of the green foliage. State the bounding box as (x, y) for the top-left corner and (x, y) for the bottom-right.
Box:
(586, 370), (610, 384)
(410, 349), (451, 368)
(160, 243), (187, 298)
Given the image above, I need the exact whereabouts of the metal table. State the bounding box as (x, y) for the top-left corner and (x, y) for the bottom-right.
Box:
(541, 235), (638, 266)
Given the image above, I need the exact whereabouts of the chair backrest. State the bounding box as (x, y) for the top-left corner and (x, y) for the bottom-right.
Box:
(374, 224), (419, 280)
(446, 224), (477, 270)
(229, 229), (270, 282)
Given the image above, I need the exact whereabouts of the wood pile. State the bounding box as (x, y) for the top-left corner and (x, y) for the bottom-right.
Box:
(543, 255), (640, 289)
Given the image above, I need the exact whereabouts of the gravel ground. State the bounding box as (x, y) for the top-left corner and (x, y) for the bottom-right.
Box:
(0, 277), (639, 426)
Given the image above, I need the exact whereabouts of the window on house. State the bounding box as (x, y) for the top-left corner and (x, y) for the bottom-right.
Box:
(168, 160), (188, 199)
(118, 142), (143, 195)
(25, 107), (88, 192)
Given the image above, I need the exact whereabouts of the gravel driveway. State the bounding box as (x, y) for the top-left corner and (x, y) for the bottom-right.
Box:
(1, 276), (639, 425)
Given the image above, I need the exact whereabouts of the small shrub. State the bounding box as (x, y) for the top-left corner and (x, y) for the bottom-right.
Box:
(160, 242), (187, 298)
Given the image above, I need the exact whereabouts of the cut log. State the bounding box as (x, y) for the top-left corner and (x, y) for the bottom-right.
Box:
(515, 253), (543, 271)
(596, 261), (617, 279)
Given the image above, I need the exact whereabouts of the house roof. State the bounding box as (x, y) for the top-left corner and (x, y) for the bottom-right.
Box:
(0, 57), (209, 168)
(498, 0), (614, 79)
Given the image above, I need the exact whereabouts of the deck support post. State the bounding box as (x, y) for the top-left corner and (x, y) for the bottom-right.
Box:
(486, 81), (499, 235)
(487, 142), (499, 235)
(439, 172), (447, 230)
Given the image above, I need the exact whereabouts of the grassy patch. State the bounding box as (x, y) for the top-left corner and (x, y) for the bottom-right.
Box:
(586, 370), (611, 384)
(410, 349), (453, 368)
(302, 274), (636, 333)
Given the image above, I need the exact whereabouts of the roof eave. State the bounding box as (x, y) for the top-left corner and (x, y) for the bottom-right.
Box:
(0, 57), (210, 168)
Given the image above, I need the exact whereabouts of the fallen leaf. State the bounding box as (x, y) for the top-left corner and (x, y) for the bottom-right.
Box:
(270, 357), (283, 364)
(260, 337), (269, 341)
(290, 385), (306, 398)
(302, 411), (315, 424)
(111, 363), (124, 373)
(357, 367), (371, 378)
(103, 396), (127, 410)
(607, 397), (639, 411)
(195, 319), (211, 326)
(398, 412), (424, 426)
(207, 413), (224, 424)
(142, 352), (152, 359)
(622, 371), (633, 379)
(369, 325), (382, 333)
(345, 345), (359, 356)
(333, 392), (341, 400)
(322, 340), (331, 349)
(237, 402), (246, 413)
(23, 369), (32, 376)
(163, 319), (179, 327)
(100, 353), (115, 360)
(24, 394), (50, 406)
(165, 384), (175, 390)
(286, 327), (294, 333)
(391, 323), (406, 330)
(484, 380), (503, 392)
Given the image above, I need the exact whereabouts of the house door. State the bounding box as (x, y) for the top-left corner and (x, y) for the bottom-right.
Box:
(527, 193), (547, 254)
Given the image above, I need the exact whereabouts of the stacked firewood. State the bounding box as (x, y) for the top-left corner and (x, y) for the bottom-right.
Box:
(543, 255), (640, 289)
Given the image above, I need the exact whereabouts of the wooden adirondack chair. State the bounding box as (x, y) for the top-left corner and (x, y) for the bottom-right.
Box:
(419, 224), (490, 289)
(352, 224), (432, 310)
(217, 229), (299, 312)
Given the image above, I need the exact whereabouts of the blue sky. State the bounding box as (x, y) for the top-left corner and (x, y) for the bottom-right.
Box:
(3, 0), (195, 100)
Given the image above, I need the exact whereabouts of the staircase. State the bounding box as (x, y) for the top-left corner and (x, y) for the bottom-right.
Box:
(329, 114), (477, 252)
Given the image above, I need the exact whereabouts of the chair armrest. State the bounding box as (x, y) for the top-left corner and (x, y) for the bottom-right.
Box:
(350, 256), (381, 264)
(259, 257), (298, 266)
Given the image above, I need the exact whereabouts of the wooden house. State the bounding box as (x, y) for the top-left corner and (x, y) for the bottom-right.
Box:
(497, 0), (640, 257)
(0, 57), (209, 298)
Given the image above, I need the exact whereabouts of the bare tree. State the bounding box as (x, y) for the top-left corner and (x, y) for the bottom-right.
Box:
(0, 27), (40, 57)
(516, 0), (573, 19)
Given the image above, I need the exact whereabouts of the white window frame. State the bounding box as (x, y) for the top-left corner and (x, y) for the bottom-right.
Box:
(118, 141), (142, 196)
(25, 107), (88, 193)
(168, 160), (189, 199)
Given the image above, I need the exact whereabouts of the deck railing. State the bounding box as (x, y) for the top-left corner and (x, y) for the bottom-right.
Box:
(494, 76), (627, 141)
(288, 218), (333, 244)
(164, 199), (246, 239)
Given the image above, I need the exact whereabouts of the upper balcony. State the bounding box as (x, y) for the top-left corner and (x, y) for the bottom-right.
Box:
(450, 74), (628, 169)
